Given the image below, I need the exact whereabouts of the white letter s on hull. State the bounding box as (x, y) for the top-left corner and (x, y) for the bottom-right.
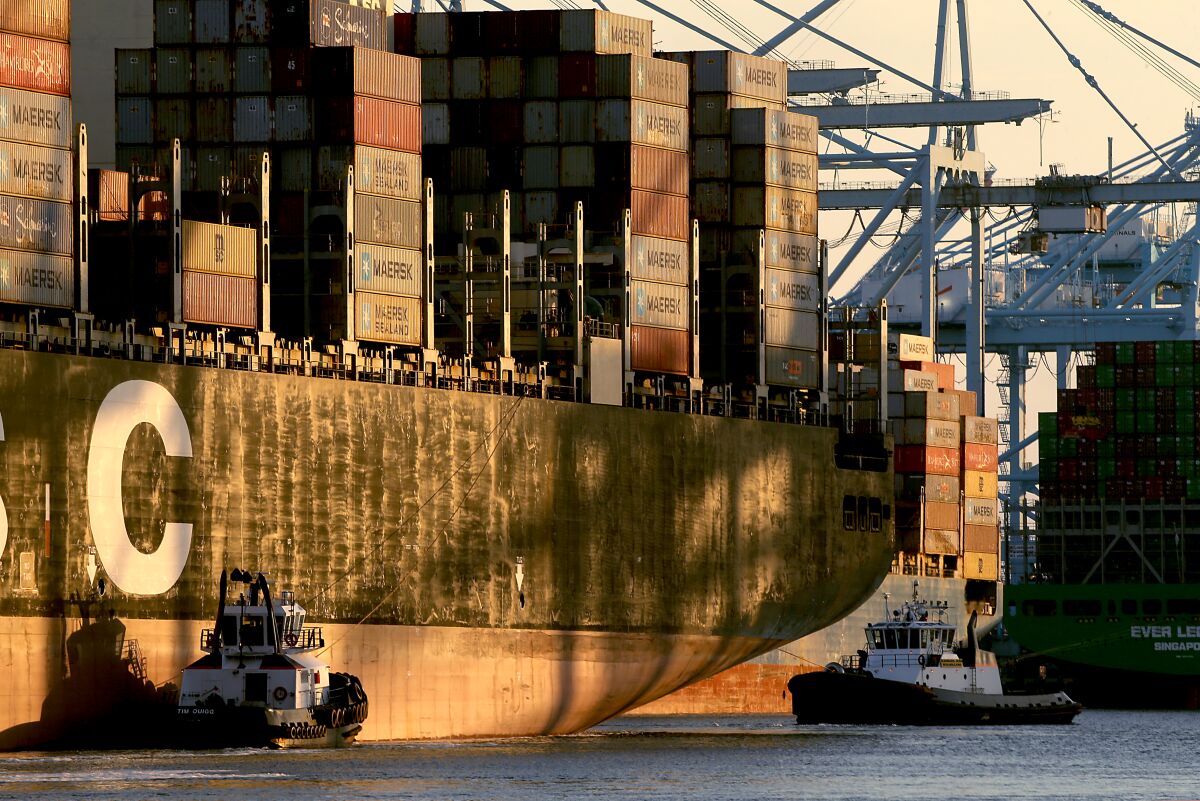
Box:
(87, 380), (193, 596)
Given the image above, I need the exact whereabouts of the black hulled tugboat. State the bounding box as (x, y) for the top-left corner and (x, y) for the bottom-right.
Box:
(176, 569), (368, 748)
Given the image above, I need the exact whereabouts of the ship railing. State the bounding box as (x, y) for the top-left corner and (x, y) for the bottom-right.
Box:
(870, 652), (930, 669)
(199, 626), (325, 651)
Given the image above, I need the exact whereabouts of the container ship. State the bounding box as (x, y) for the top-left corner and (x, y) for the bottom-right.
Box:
(0, 2), (900, 748)
(1004, 339), (1200, 709)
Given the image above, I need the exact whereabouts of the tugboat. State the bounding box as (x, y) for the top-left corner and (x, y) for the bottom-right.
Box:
(786, 582), (1081, 725)
(176, 569), (369, 748)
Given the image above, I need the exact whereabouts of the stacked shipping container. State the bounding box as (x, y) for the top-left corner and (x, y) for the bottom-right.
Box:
(961, 413), (1000, 581)
(0, 1), (75, 309)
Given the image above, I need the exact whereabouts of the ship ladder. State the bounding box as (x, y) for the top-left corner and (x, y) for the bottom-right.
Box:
(123, 639), (148, 682)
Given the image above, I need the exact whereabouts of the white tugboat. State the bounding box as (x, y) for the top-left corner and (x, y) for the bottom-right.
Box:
(177, 569), (369, 748)
(787, 582), (1081, 725)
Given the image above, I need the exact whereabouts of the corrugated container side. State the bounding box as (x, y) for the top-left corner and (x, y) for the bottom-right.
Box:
(630, 190), (689, 241)
(962, 442), (999, 473)
(596, 54), (688, 106)
(194, 47), (233, 93)
(764, 268), (820, 312)
(630, 324), (690, 375)
(962, 416), (999, 445)
(0, 34), (71, 97)
(898, 473), (960, 504)
(764, 346), (819, 388)
(451, 57), (486, 100)
(309, 0), (385, 49)
(522, 146), (559, 190)
(447, 11), (485, 54)
(233, 96), (271, 142)
(115, 49), (154, 94)
(353, 147), (422, 200)
(692, 181), (729, 223)
(273, 95), (311, 141)
(733, 147), (819, 191)
(276, 146), (312, 191)
(893, 332), (935, 361)
(193, 0), (231, 43)
(963, 470), (998, 499)
(963, 524), (999, 554)
(738, 230), (817, 273)
(904, 391), (960, 421)
(524, 56), (559, 98)
(414, 11), (450, 54)
(894, 444), (960, 476)
(444, 147), (485, 192)
(733, 186), (819, 235)
(182, 270), (256, 328)
(558, 100), (596, 143)
(524, 190), (559, 227)
(315, 47), (421, 103)
(630, 279), (688, 330)
(487, 56), (522, 98)
(597, 99), (688, 152)
(693, 93), (779, 137)
(0, 0), (70, 43)
(233, 0), (270, 42)
(730, 107), (819, 153)
(523, 101), (558, 144)
(900, 419), (961, 449)
(624, 145), (688, 196)
(889, 368), (938, 394)
(560, 145), (594, 188)
(0, 194), (72, 254)
(182, 220), (257, 277)
(923, 500), (960, 531)
(630, 235), (689, 286)
(517, 10), (561, 53)
(691, 51), (787, 103)
(393, 11), (415, 54)
(923, 529), (959, 556)
(88, 169), (129, 222)
(963, 497), (999, 526)
(963, 551), (999, 581)
(489, 102), (523, 146)
(116, 98), (153, 145)
(482, 10), (519, 53)
(356, 243), (422, 296)
(764, 306), (819, 349)
(0, 247), (72, 307)
(560, 10), (653, 56)
(356, 292), (422, 346)
(422, 103), (449, 145)
(318, 97), (421, 153)
(692, 137), (729, 180)
(194, 96), (233, 142)
(271, 47), (310, 93)
(234, 47), (270, 93)
(194, 146), (231, 191)
(559, 54), (595, 98)
(154, 98), (194, 144)
(354, 196), (422, 249)
(115, 146), (155, 177)
(154, 0), (192, 46)
(421, 58), (450, 100)
(155, 48), (192, 94)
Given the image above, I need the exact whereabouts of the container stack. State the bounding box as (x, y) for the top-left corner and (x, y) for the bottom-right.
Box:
(961, 413), (1000, 582)
(0, 2), (75, 311)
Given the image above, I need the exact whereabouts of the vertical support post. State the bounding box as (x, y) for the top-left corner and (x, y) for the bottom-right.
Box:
(966, 207), (985, 414)
(573, 201), (584, 398)
(171, 138), (183, 324)
(537, 222), (547, 367)
(76, 124), (89, 314)
(921, 156), (939, 344)
(876, 299), (888, 427)
(344, 165), (356, 342)
(756, 229), (766, 387)
(1006, 345), (1027, 538)
(259, 151), (271, 334)
(422, 178), (437, 375)
(690, 219), (700, 383)
(621, 209), (633, 390)
(463, 212), (474, 381)
(818, 238), (831, 413)
(501, 190), (512, 359)
(1056, 345), (1072, 390)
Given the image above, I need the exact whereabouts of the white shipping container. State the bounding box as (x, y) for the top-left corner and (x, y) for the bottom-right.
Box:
(730, 107), (819, 153)
(597, 99), (688, 152)
(595, 54), (688, 107)
(182, 220), (257, 277)
(691, 51), (787, 103)
(888, 367), (938, 393)
(357, 291), (422, 346)
(963, 497), (1000, 526)
(0, 247), (72, 307)
(630, 235), (690, 286)
(354, 147), (421, 201)
(733, 147), (818, 191)
(560, 10), (652, 55)
(631, 279), (689, 330)
(891, 332), (935, 361)
(356, 243), (421, 297)
(764, 306), (819, 349)
(354, 196), (422, 249)
(0, 141), (71, 202)
(734, 186), (818, 235)
(764, 268), (820, 313)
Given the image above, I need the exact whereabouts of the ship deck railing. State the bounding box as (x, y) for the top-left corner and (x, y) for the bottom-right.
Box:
(200, 625), (325, 652)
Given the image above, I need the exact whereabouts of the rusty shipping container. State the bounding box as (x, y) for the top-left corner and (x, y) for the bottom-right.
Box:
(630, 235), (689, 286)
(194, 96), (233, 142)
(692, 138), (729, 180)
(597, 99), (688, 152)
(234, 0), (270, 42)
(115, 49), (153, 95)
(0, 247), (72, 306)
(233, 96), (270, 142)
(116, 98), (152, 144)
(558, 100), (595, 144)
(733, 187), (818, 236)
(487, 56), (522, 98)
(273, 96), (311, 141)
(422, 102), (449, 145)
(903, 391), (960, 421)
(629, 190), (689, 241)
(732, 147), (819, 191)
(631, 279), (689, 330)
(764, 346), (819, 389)
(354, 195), (423, 249)
(319, 97), (421, 153)
(560, 10), (652, 56)
(689, 51), (787, 104)
(421, 58), (449, 100)
(730, 107), (820, 154)
(154, 0), (192, 45)
(234, 47), (270, 93)
(356, 291), (422, 346)
(0, 141), (71, 202)
(623, 144), (688, 196)
(523, 101), (558, 144)
(630, 324), (689, 375)
(412, 10), (449, 55)
(276, 146), (312, 192)
(693, 94), (782, 138)
(962, 416), (999, 445)
(0, 0), (70, 43)
(194, 146), (230, 191)
(922, 529), (958, 556)
(765, 268), (819, 312)
(182, 220), (257, 278)
(0, 33), (70, 97)
(182, 270), (257, 329)
(923, 500), (959, 531)
(271, 47), (310, 93)
(900, 418), (961, 449)
(356, 243), (421, 297)
(451, 57), (486, 100)
(0, 194), (72, 255)
(898, 473), (960, 504)
(155, 48), (192, 94)
(265, 0), (385, 50)
(894, 444), (960, 477)
(764, 306), (819, 350)
(596, 54), (688, 106)
(524, 56), (558, 98)
(964, 524), (999, 554)
(193, 0), (231, 44)
(194, 48), (233, 93)
(692, 182), (729, 223)
(88, 169), (128, 222)
(316, 47), (421, 104)
(0, 87), (72, 150)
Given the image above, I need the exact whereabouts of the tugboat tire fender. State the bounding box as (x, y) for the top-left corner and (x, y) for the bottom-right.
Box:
(917, 655), (925, 667)
(825, 662), (845, 673)
(273, 686), (288, 702)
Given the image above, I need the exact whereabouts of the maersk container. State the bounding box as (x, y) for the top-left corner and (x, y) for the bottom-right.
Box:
(730, 229), (819, 273)
(154, 48), (192, 94)
(235, 47), (271, 93)
(0, 34), (70, 97)
(730, 107), (819, 154)
(596, 54), (688, 107)
(487, 56), (522, 98)
(900, 418), (961, 449)
(765, 268), (820, 313)
(631, 279), (689, 330)
(194, 147), (231, 191)
(0, 0), (70, 43)
(233, 0), (269, 42)
(1, 88), (74, 150)
(320, 97), (421, 153)
(963, 497), (999, 526)
(414, 11), (450, 54)
(194, 48), (233, 93)
(764, 306), (819, 349)
(765, 346), (818, 389)
(963, 416), (999, 446)
(558, 100), (596, 144)
(274, 96), (311, 141)
(116, 98), (153, 145)
(421, 58), (450, 100)
(356, 243), (422, 297)
(693, 94), (781, 138)
(597, 100), (688, 152)
(423, 103), (449, 145)
(315, 145), (422, 199)
(154, 97), (193, 142)
(524, 56), (559, 98)
(0, 247), (72, 307)
(692, 138), (729, 180)
(560, 10), (652, 56)
(733, 147), (819, 191)
(182, 270), (256, 328)
(630, 235), (689, 286)
(354, 195), (422, 249)
(690, 51), (787, 104)
(315, 47), (421, 104)
(276, 146), (312, 192)
(630, 190), (689, 241)
(630, 325), (689, 375)
(154, 0), (192, 46)
(734, 187), (818, 235)
(451, 57), (486, 100)
(115, 50), (153, 95)
(271, 47), (309, 93)
(233, 96), (270, 142)
(193, 0), (231, 43)
(560, 145), (594, 188)
(523, 146), (559, 190)
(194, 96), (233, 142)
(523, 101), (558, 144)
(356, 291), (422, 346)
(0, 194), (72, 255)
(182, 220), (257, 277)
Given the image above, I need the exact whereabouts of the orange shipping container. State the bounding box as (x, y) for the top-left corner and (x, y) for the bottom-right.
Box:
(924, 501), (960, 531)
(182, 271), (257, 329)
(894, 445), (960, 476)
(630, 189), (689, 241)
(630, 324), (689, 375)
(0, 0), (70, 43)
(964, 524), (999, 554)
(0, 33), (70, 96)
(320, 97), (421, 154)
(903, 390), (960, 421)
(963, 442), (999, 473)
(899, 359), (955, 390)
(628, 145), (688, 197)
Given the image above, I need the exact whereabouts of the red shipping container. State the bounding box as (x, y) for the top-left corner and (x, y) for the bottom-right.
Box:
(1116, 458), (1136, 479)
(630, 325), (690, 375)
(629, 189), (689, 241)
(1076, 438), (1098, 459)
(516, 10), (560, 53)
(898, 359), (955, 390)
(314, 47), (421, 105)
(1156, 458), (1178, 477)
(629, 145), (688, 197)
(1058, 459), (1078, 482)
(1144, 477), (1164, 501)
(895, 445), (960, 476)
(0, 32), (70, 96)
(559, 54), (595, 97)
(1136, 363), (1155, 385)
(182, 270), (257, 329)
(271, 48), (310, 94)
(1096, 388), (1115, 410)
(488, 100), (523, 146)
(1076, 364), (1096, 388)
(482, 10), (520, 53)
(393, 11), (416, 54)
(1095, 342), (1116, 364)
(320, 97), (421, 153)
(1135, 341), (1156, 363)
(962, 442), (998, 473)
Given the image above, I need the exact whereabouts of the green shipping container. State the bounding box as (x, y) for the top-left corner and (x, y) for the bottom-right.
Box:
(1176, 363), (1195, 386)
(1157, 435), (1177, 457)
(1156, 364), (1175, 386)
(1138, 412), (1156, 434)
(1138, 458), (1156, 477)
(1041, 436), (1059, 459)
(1097, 460), (1116, 481)
(1116, 389), (1136, 410)
(1115, 411), (1136, 434)
(1176, 386), (1196, 409)
(1096, 364), (1116, 388)
(1098, 439), (1116, 460)
(1177, 459), (1197, 480)
(1176, 340), (1194, 364)
(1177, 410), (1196, 435)
(1039, 411), (1058, 436)
(1156, 341), (1176, 364)
(1189, 477), (1200, 500)
(1041, 459), (1058, 480)
(1137, 388), (1156, 409)
(1061, 438), (1078, 458)
(1179, 436), (1196, 458)
(1117, 342), (1135, 364)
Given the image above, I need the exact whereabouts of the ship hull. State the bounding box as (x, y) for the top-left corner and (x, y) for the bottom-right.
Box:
(0, 346), (892, 748)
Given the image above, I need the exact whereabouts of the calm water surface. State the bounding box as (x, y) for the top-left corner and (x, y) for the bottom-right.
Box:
(1, 711), (1196, 801)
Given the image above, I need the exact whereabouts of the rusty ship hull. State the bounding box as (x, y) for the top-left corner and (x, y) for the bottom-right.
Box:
(0, 346), (892, 748)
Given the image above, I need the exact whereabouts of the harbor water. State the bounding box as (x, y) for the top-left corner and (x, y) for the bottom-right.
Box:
(2, 710), (1195, 801)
